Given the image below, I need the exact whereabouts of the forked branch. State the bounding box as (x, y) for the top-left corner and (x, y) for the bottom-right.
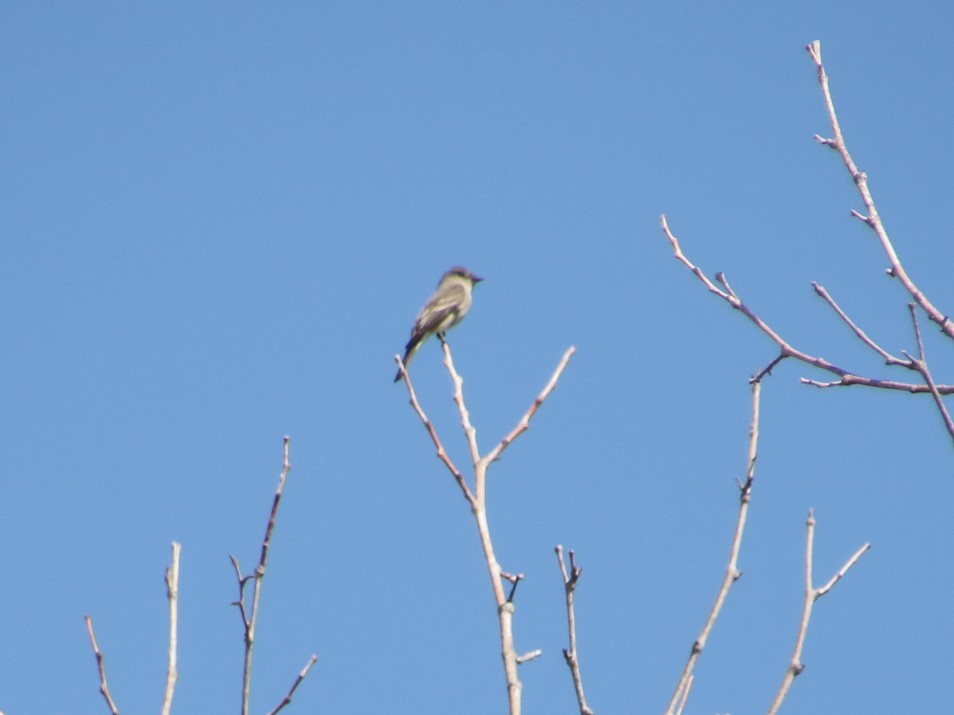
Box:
(398, 340), (575, 715)
(661, 215), (954, 397)
(85, 542), (182, 715)
(767, 510), (870, 713)
(556, 546), (594, 715)
(231, 437), (317, 715)
(662, 43), (954, 443)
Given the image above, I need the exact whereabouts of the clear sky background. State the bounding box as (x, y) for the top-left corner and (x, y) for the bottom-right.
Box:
(2, 2), (952, 714)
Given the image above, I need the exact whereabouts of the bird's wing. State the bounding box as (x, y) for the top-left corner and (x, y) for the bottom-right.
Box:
(414, 283), (466, 335)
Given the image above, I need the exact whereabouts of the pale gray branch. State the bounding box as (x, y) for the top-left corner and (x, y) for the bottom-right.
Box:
(666, 380), (762, 715)
(266, 654), (319, 715)
(84, 615), (121, 715)
(767, 510), (870, 714)
(403, 340), (574, 715)
(556, 546), (594, 715)
(161, 542), (181, 715)
(662, 216), (954, 396)
(233, 437), (304, 715)
(806, 40), (954, 341)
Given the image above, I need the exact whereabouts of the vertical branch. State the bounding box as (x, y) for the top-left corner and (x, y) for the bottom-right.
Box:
(84, 441), (314, 715)
(767, 510), (870, 714)
(233, 436), (293, 715)
(161, 542), (181, 715)
(441, 339), (483, 485)
(439, 339), (525, 705)
(666, 380), (762, 715)
(403, 340), (573, 715)
(84, 615), (121, 715)
(556, 546), (594, 715)
(470, 454), (525, 715)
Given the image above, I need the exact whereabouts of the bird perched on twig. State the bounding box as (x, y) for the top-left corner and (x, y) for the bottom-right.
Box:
(394, 266), (483, 382)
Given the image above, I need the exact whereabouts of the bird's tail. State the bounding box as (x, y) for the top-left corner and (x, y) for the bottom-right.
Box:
(394, 334), (424, 382)
(393, 357), (407, 383)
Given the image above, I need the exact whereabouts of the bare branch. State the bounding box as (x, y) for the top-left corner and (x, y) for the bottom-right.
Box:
(663, 43), (954, 443)
(806, 40), (954, 341)
(266, 654), (319, 715)
(556, 545), (594, 715)
(666, 381), (762, 715)
(441, 338), (483, 481)
(809, 286), (954, 436)
(811, 283), (905, 365)
(910, 303), (927, 361)
(817, 542), (871, 597)
(161, 542), (181, 715)
(84, 615), (121, 715)
(234, 437), (296, 715)
(752, 352), (787, 384)
(401, 340), (574, 714)
(229, 554), (251, 628)
(663, 215), (843, 375)
(396, 353), (476, 505)
(516, 650), (543, 664)
(485, 346), (576, 466)
(768, 510), (870, 714)
(662, 216), (954, 396)
(902, 306), (954, 443)
(799, 374), (954, 393)
(673, 674), (693, 715)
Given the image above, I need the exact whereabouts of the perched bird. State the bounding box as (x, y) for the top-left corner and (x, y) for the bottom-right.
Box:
(394, 266), (483, 382)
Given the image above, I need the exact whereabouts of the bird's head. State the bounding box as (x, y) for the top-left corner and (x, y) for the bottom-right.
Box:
(444, 266), (483, 285)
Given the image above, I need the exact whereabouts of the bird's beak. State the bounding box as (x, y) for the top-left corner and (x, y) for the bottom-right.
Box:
(472, 274), (484, 284)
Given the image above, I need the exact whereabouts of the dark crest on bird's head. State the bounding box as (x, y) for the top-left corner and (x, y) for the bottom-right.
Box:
(443, 266), (483, 284)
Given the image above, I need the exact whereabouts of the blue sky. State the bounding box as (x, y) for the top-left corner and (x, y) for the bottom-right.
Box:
(2, 2), (952, 713)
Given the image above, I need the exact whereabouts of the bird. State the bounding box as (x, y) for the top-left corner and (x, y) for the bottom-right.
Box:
(394, 266), (483, 382)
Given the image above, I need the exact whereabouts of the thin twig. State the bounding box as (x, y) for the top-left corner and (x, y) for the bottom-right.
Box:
(806, 40), (954, 341)
(556, 546), (594, 715)
(768, 510), (870, 714)
(902, 305), (954, 443)
(799, 374), (953, 393)
(266, 654), (319, 715)
(809, 285), (954, 434)
(84, 615), (121, 715)
(516, 649), (544, 664)
(662, 216), (954, 396)
(233, 436), (294, 715)
(502, 571), (525, 603)
(485, 347), (576, 466)
(752, 352), (787, 384)
(665, 380), (762, 715)
(161, 542), (181, 715)
(811, 283), (906, 366)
